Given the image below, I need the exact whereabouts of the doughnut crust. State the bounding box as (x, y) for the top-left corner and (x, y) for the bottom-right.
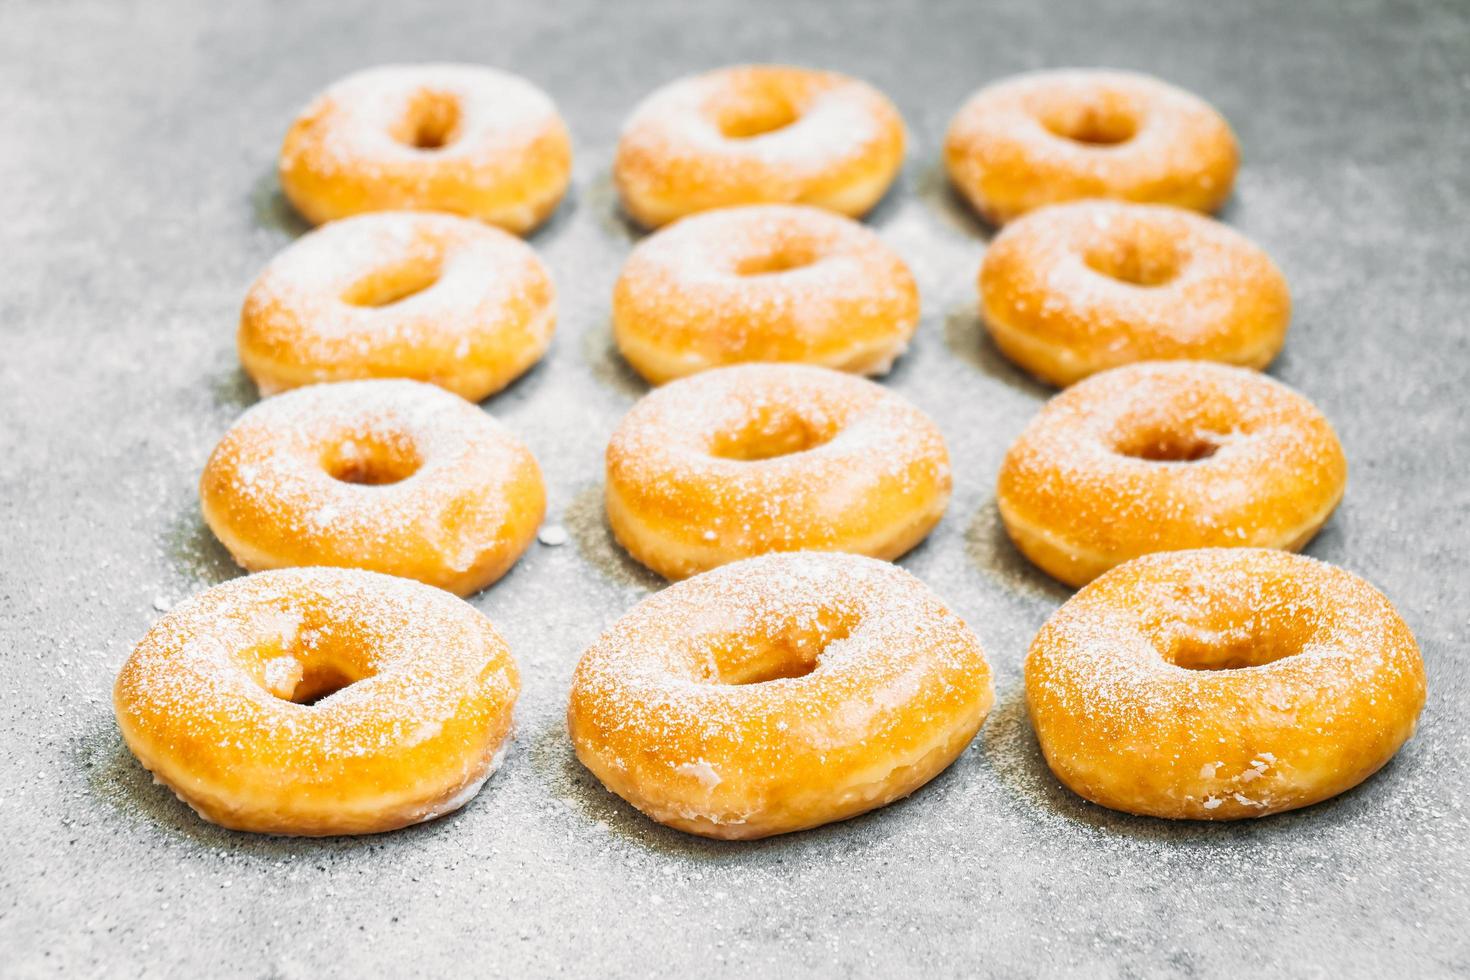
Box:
(239, 212), (556, 400)
(114, 568), (521, 836)
(997, 362), (1346, 587)
(980, 201), (1290, 386)
(201, 380), (545, 596)
(605, 364), (951, 579)
(946, 69), (1238, 225)
(614, 65), (906, 228)
(1026, 548), (1426, 819)
(279, 63), (572, 234)
(568, 552), (994, 839)
(613, 204), (919, 383)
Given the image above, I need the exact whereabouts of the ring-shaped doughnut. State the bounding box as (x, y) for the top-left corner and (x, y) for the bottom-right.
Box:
(613, 204), (919, 383)
(568, 551), (994, 839)
(201, 380), (545, 596)
(997, 361), (1346, 587)
(614, 65), (906, 228)
(279, 63), (572, 234)
(1026, 548), (1426, 819)
(980, 200), (1290, 386)
(238, 211), (556, 400)
(606, 363), (951, 579)
(945, 69), (1238, 225)
(114, 567), (521, 836)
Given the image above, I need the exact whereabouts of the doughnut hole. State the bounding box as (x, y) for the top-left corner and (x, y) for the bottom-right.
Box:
(708, 404), (842, 461)
(1038, 92), (1142, 146)
(245, 628), (379, 705)
(711, 81), (802, 139)
(1112, 425), (1221, 463)
(390, 89), (463, 150)
(320, 431), (424, 485)
(1082, 226), (1183, 287)
(699, 609), (856, 685)
(733, 241), (821, 276)
(340, 255), (444, 308)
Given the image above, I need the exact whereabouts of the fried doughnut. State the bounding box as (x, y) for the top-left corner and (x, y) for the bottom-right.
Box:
(997, 362), (1346, 587)
(201, 380), (545, 596)
(568, 551), (994, 839)
(606, 364), (951, 579)
(980, 201), (1290, 386)
(279, 63), (571, 234)
(114, 567), (521, 836)
(945, 69), (1238, 225)
(1026, 548), (1426, 820)
(238, 211), (556, 400)
(614, 65), (906, 228)
(612, 204), (919, 383)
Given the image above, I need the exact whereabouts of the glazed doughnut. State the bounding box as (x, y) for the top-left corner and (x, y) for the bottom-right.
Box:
(568, 551), (994, 839)
(201, 380), (545, 596)
(997, 362), (1347, 587)
(1026, 548), (1426, 819)
(114, 567), (520, 836)
(238, 211), (556, 400)
(945, 69), (1238, 225)
(605, 363), (951, 579)
(980, 200), (1290, 386)
(613, 205), (919, 383)
(614, 65), (906, 228)
(279, 63), (571, 234)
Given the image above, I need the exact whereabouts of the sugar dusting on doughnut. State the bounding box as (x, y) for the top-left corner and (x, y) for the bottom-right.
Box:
(606, 364), (950, 577)
(997, 361), (1346, 586)
(1026, 548), (1425, 819)
(201, 379), (546, 595)
(568, 552), (993, 838)
(114, 567), (521, 835)
(614, 204), (919, 381)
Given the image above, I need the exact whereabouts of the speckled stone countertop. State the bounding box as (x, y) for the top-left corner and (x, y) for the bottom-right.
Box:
(2, 0), (1467, 976)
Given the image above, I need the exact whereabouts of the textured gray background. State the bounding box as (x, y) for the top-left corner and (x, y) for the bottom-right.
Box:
(2, 0), (1467, 976)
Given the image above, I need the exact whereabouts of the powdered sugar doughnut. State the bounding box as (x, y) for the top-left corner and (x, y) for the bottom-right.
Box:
(945, 70), (1238, 226)
(606, 364), (951, 579)
(1026, 548), (1425, 820)
(279, 63), (571, 234)
(201, 380), (545, 596)
(997, 362), (1347, 587)
(568, 551), (994, 839)
(980, 200), (1291, 386)
(114, 567), (520, 836)
(613, 204), (919, 383)
(614, 65), (905, 228)
(239, 211), (555, 401)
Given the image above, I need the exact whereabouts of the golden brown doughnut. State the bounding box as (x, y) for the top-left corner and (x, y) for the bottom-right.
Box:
(567, 551), (994, 839)
(279, 63), (572, 234)
(614, 65), (905, 228)
(613, 204), (919, 383)
(997, 362), (1346, 587)
(945, 69), (1238, 225)
(201, 380), (545, 596)
(605, 363), (951, 579)
(1026, 548), (1426, 819)
(980, 200), (1290, 386)
(238, 212), (556, 401)
(114, 567), (520, 836)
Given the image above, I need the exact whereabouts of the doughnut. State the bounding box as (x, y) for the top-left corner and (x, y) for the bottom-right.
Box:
(979, 200), (1290, 386)
(114, 567), (520, 836)
(567, 551), (994, 839)
(238, 211), (556, 400)
(201, 380), (545, 596)
(614, 65), (906, 228)
(997, 361), (1346, 587)
(612, 204), (919, 383)
(945, 69), (1238, 225)
(279, 63), (572, 234)
(1026, 548), (1426, 820)
(605, 363), (951, 579)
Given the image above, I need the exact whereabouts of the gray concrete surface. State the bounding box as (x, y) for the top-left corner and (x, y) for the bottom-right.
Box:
(2, 0), (1468, 976)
